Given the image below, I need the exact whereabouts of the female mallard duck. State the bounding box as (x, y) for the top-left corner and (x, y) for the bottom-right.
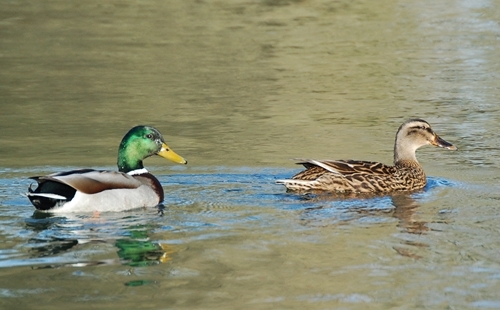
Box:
(276, 119), (456, 194)
(27, 125), (187, 212)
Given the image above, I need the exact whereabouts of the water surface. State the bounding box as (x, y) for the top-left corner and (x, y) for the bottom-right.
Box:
(1, 0), (500, 309)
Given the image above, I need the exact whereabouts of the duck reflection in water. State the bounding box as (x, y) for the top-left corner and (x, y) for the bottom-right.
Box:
(390, 194), (429, 234)
(24, 212), (176, 268)
(299, 191), (430, 235)
(298, 190), (434, 259)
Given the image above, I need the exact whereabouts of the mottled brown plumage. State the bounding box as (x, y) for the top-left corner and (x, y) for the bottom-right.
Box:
(276, 119), (457, 194)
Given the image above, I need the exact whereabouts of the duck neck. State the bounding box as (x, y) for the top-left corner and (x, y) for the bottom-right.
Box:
(393, 137), (419, 166)
(117, 148), (144, 173)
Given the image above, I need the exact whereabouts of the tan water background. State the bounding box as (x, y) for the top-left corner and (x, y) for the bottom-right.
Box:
(1, 0), (500, 309)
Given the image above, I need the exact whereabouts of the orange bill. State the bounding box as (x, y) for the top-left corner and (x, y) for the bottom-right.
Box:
(431, 134), (457, 151)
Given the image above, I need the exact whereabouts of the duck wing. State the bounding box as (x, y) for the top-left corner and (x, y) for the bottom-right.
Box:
(292, 159), (395, 180)
(275, 159), (401, 193)
(30, 169), (143, 194)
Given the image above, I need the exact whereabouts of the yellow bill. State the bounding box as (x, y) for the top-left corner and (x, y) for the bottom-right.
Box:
(157, 143), (187, 164)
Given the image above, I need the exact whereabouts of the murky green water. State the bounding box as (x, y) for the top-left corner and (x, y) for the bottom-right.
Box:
(1, 0), (500, 309)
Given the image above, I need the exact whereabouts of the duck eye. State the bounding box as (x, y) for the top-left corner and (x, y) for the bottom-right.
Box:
(146, 134), (154, 140)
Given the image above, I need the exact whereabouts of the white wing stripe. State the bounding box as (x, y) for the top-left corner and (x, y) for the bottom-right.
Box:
(26, 193), (67, 200)
(308, 160), (342, 175)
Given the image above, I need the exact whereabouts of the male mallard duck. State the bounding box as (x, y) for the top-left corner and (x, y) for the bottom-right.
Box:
(276, 119), (456, 194)
(27, 125), (187, 212)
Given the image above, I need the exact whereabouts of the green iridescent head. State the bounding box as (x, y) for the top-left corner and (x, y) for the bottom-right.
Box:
(117, 125), (187, 173)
